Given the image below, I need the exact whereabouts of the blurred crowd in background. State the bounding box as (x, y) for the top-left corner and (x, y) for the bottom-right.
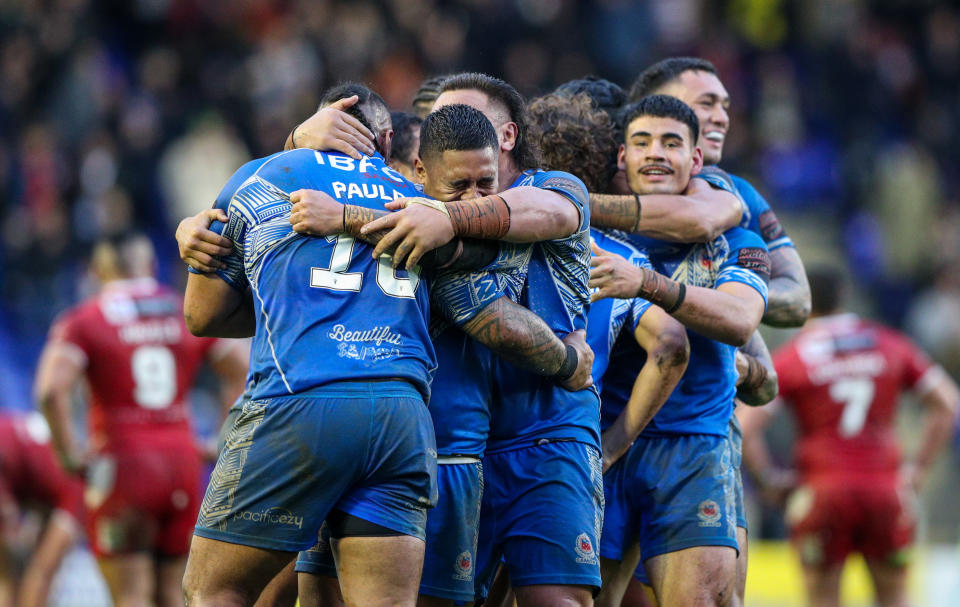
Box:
(1, 0), (960, 537)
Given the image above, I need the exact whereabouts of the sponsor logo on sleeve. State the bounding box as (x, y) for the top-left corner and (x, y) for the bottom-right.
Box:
(736, 247), (771, 282)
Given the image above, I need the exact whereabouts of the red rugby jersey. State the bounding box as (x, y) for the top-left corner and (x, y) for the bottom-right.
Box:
(773, 314), (937, 481)
(48, 278), (226, 451)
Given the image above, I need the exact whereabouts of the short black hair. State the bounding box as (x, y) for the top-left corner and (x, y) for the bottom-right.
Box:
(320, 82), (390, 154)
(629, 57), (718, 101)
(620, 95), (699, 147)
(389, 111), (422, 164)
(418, 104), (498, 163)
(441, 72), (539, 170)
(807, 266), (846, 316)
(554, 76), (626, 119)
(412, 74), (449, 117)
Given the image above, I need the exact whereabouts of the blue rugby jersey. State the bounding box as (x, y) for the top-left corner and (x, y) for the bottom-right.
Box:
(600, 227), (770, 437)
(698, 167), (795, 251)
(584, 228), (653, 414)
(485, 169), (602, 451)
(202, 149), (436, 400)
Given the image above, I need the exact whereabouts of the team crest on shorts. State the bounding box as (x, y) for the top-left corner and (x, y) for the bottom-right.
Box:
(453, 551), (473, 581)
(697, 500), (722, 527)
(575, 532), (597, 564)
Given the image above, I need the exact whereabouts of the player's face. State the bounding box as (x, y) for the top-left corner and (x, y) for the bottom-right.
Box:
(416, 147), (499, 201)
(618, 115), (703, 195)
(657, 70), (730, 165)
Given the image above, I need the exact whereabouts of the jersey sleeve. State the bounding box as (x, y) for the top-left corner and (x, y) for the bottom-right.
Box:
(730, 175), (794, 251)
(187, 158), (265, 291)
(716, 229), (770, 306)
(430, 268), (526, 327)
(526, 169), (590, 232)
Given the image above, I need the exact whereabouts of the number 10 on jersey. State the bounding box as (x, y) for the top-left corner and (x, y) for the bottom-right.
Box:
(310, 234), (420, 298)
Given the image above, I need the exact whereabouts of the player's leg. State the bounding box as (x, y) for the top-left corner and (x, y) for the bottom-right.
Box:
(297, 572), (342, 607)
(98, 553), (156, 607)
(646, 545), (737, 606)
(798, 562), (842, 607)
(251, 560), (298, 607)
(732, 526), (748, 607)
(182, 536), (294, 606)
(19, 510), (79, 607)
(865, 558), (909, 607)
(156, 556), (189, 607)
(621, 575), (657, 607)
(333, 533), (425, 606)
(595, 542), (642, 607)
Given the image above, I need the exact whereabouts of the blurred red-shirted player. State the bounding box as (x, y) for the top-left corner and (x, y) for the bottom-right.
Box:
(0, 411), (83, 607)
(34, 234), (247, 607)
(739, 266), (959, 607)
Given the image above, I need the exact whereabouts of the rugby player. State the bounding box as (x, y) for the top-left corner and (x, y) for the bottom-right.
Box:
(181, 86), (594, 607)
(0, 411), (83, 607)
(589, 95), (771, 607)
(34, 234), (248, 607)
(352, 73), (601, 607)
(739, 266), (959, 607)
(289, 102), (596, 607)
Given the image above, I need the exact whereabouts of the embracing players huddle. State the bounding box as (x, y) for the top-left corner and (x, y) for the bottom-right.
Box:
(40, 58), (956, 607)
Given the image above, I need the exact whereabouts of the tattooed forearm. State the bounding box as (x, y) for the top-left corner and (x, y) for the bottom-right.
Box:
(446, 195), (511, 239)
(343, 205), (389, 246)
(462, 297), (566, 376)
(589, 193), (640, 232)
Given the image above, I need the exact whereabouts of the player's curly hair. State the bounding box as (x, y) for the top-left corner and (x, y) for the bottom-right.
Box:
(629, 57), (718, 101)
(527, 92), (619, 193)
(441, 72), (540, 171)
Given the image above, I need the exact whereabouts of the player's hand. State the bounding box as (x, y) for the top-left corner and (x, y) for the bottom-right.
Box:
(290, 189), (344, 236)
(362, 198), (456, 269)
(589, 242), (647, 302)
(560, 329), (594, 391)
(900, 463), (926, 493)
(289, 96), (376, 159)
(176, 209), (232, 273)
(56, 449), (87, 477)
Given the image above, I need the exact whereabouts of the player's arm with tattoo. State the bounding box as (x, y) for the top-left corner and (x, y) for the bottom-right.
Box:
(601, 307), (689, 471)
(590, 178), (742, 243)
(590, 243), (766, 347)
(358, 184), (584, 269)
(735, 330), (778, 406)
(460, 297), (594, 392)
(763, 246), (811, 327)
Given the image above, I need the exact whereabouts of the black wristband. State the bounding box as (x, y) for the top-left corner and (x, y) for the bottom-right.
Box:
(664, 282), (686, 314)
(556, 344), (578, 381)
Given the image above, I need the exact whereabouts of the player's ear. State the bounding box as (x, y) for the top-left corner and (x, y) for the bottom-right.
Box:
(690, 146), (704, 176)
(617, 144), (627, 172)
(379, 128), (394, 160)
(414, 157), (427, 185)
(499, 122), (518, 153)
